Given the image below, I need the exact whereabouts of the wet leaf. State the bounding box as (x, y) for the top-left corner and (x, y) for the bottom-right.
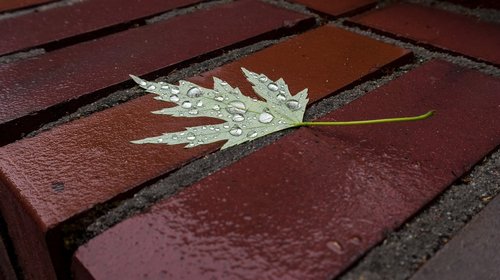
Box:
(130, 68), (308, 149)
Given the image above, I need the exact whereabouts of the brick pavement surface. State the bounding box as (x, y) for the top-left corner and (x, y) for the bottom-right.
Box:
(1, 0), (499, 279)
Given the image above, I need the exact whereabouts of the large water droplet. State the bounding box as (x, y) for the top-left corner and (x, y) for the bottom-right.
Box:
(226, 101), (247, 114)
(187, 87), (202, 98)
(267, 83), (279, 91)
(247, 131), (257, 138)
(171, 87), (180, 94)
(188, 109), (198, 115)
(286, 100), (300, 111)
(186, 133), (196, 141)
(276, 94), (286, 101)
(170, 95), (179, 102)
(229, 125), (242, 136)
(258, 112), (274, 123)
(181, 101), (192, 109)
(139, 80), (147, 86)
(232, 114), (245, 122)
(148, 85), (156, 90)
(259, 75), (268, 83)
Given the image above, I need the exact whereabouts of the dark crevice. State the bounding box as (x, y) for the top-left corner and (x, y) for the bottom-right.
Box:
(0, 214), (24, 280)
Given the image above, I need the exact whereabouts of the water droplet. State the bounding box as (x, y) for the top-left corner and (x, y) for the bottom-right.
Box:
(212, 105), (221, 111)
(202, 126), (207, 130)
(171, 87), (180, 94)
(186, 133), (196, 141)
(157, 138), (163, 143)
(170, 95), (179, 102)
(326, 241), (344, 254)
(187, 87), (202, 98)
(181, 101), (192, 109)
(148, 85), (156, 90)
(196, 100), (203, 107)
(267, 83), (279, 91)
(188, 109), (198, 115)
(139, 81), (147, 86)
(276, 94), (286, 101)
(286, 100), (300, 111)
(226, 101), (247, 114)
(259, 75), (268, 83)
(214, 128), (220, 132)
(349, 236), (362, 245)
(247, 131), (257, 138)
(232, 114), (245, 122)
(161, 85), (169, 89)
(229, 125), (242, 136)
(223, 124), (230, 129)
(220, 81), (228, 86)
(172, 135), (178, 140)
(214, 96), (224, 102)
(258, 112), (274, 123)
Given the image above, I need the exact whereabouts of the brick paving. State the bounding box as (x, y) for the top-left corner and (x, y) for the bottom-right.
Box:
(0, 0), (499, 279)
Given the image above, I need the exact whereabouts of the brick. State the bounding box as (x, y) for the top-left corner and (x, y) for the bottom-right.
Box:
(0, 25), (409, 279)
(0, 236), (16, 280)
(0, 0), (53, 13)
(411, 195), (500, 280)
(0, 0), (313, 146)
(0, 0), (204, 56)
(350, 3), (500, 65)
(289, 0), (376, 17)
(72, 60), (500, 279)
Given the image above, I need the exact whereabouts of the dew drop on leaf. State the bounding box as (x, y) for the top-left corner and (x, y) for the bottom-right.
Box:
(232, 114), (245, 122)
(187, 87), (202, 98)
(229, 125), (243, 136)
(226, 101), (247, 114)
(259, 76), (268, 83)
(171, 87), (180, 94)
(170, 95), (179, 102)
(267, 83), (279, 91)
(276, 93), (286, 101)
(258, 112), (274, 123)
(247, 131), (257, 138)
(181, 101), (192, 109)
(186, 133), (196, 141)
(188, 109), (198, 115)
(286, 100), (301, 111)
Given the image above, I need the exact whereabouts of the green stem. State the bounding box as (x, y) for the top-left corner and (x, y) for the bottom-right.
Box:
(294, 110), (434, 127)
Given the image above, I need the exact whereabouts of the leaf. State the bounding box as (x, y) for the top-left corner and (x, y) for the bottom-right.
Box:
(130, 68), (309, 149)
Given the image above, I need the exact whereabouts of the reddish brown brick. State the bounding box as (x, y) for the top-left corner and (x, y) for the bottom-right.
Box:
(350, 3), (500, 65)
(0, 0), (53, 12)
(72, 60), (500, 279)
(0, 237), (16, 280)
(0, 0), (312, 146)
(0, 0), (204, 56)
(290, 0), (376, 17)
(0, 25), (408, 279)
(411, 195), (500, 280)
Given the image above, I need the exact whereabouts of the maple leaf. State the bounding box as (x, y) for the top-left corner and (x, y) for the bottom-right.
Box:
(130, 68), (309, 149)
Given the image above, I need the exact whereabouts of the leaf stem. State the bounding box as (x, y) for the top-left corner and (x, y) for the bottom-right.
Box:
(294, 110), (434, 127)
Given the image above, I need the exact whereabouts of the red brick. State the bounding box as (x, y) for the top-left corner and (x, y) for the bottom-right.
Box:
(0, 25), (409, 279)
(0, 0), (204, 56)
(73, 60), (500, 279)
(0, 0), (312, 146)
(411, 194), (500, 280)
(350, 3), (500, 65)
(289, 0), (376, 17)
(0, 237), (16, 280)
(0, 0), (53, 12)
